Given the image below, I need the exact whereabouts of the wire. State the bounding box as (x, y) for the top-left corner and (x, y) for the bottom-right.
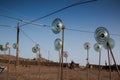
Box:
(0, 22), (120, 37)
(0, 14), (22, 21)
(0, 24), (16, 30)
(0, 15), (47, 27)
(66, 28), (94, 33)
(20, 29), (37, 44)
(0, 24), (13, 28)
(66, 28), (120, 37)
(20, 20), (47, 27)
(0, 23), (37, 44)
(0, 0), (97, 27)
(20, 0), (97, 27)
(110, 34), (120, 37)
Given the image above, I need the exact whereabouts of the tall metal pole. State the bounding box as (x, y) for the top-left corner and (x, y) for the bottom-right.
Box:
(7, 48), (10, 80)
(60, 26), (65, 80)
(98, 50), (101, 80)
(38, 49), (41, 80)
(66, 56), (68, 80)
(57, 50), (61, 80)
(107, 42), (120, 77)
(87, 49), (89, 80)
(107, 48), (111, 80)
(16, 22), (20, 67)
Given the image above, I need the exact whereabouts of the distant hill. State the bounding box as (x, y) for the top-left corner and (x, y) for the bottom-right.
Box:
(0, 53), (51, 62)
(0, 53), (56, 66)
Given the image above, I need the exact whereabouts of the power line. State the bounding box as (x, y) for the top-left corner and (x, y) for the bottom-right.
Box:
(0, 22), (120, 37)
(0, 24), (16, 30)
(0, 15), (47, 27)
(66, 28), (94, 33)
(0, 0), (97, 27)
(0, 24), (37, 44)
(110, 34), (120, 37)
(20, 0), (97, 27)
(20, 29), (37, 44)
(66, 28), (120, 37)
(0, 14), (22, 21)
(0, 14), (120, 38)
(0, 24), (13, 28)
(0, 24), (18, 30)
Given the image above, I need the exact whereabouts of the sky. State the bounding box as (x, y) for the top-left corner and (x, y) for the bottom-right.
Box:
(0, 0), (120, 66)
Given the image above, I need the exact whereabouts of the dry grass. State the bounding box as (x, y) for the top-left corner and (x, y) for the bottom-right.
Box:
(0, 54), (120, 80)
(0, 64), (120, 80)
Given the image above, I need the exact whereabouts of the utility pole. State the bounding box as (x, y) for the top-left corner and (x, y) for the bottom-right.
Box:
(16, 23), (20, 67)
(60, 26), (65, 80)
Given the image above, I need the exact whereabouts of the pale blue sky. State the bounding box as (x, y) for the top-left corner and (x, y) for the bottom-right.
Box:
(0, 0), (120, 66)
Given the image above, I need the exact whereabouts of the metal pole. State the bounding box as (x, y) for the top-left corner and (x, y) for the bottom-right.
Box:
(38, 49), (41, 79)
(98, 51), (101, 80)
(107, 48), (111, 80)
(16, 22), (20, 67)
(107, 42), (120, 77)
(60, 26), (65, 80)
(66, 57), (68, 80)
(87, 49), (89, 80)
(7, 48), (10, 80)
(57, 50), (61, 80)
(15, 23), (20, 80)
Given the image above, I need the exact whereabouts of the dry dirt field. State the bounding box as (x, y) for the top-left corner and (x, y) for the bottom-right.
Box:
(0, 63), (120, 80)
(0, 54), (120, 80)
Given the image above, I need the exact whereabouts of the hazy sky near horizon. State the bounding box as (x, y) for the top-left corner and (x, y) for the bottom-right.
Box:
(0, 0), (120, 66)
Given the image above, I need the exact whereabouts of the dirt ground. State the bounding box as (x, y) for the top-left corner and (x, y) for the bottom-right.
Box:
(0, 63), (120, 80)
